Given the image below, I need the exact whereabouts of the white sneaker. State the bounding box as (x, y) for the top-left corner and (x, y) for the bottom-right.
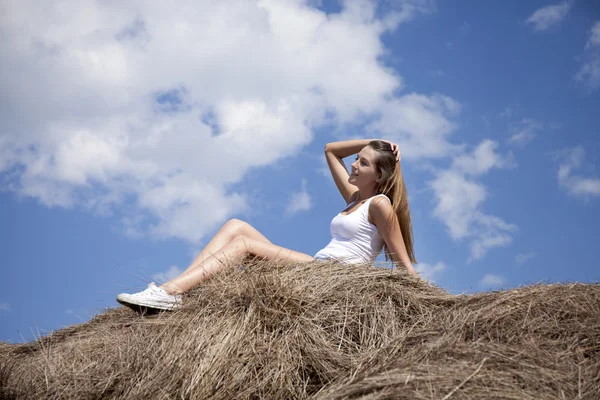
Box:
(117, 282), (183, 311)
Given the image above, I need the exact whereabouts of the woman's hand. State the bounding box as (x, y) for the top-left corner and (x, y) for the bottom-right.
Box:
(384, 140), (401, 162)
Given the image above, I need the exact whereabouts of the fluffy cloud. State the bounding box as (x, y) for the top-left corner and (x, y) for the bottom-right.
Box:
(415, 261), (446, 282)
(585, 21), (600, 49)
(286, 179), (312, 216)
(556, 146), (600, 199)
(576, 21), (600, 91)
(430, 140), (517, 261)
(0, 303), (10, 311)
(516, 252), (536, 265)
(0, 0), (447, 244)
(451, 139), (515, 176)
(526, 2), (572, 32)
(367, 93), (462, 160)
(478, 273), (505, 289)
(575, 57), (600, 90)
(508, 118), (542, 147)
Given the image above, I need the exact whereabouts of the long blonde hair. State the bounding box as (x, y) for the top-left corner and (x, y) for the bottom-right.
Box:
(369, 140), (417, 264)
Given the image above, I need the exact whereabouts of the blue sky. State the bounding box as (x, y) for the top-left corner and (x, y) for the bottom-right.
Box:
(1, 0), (599, 343)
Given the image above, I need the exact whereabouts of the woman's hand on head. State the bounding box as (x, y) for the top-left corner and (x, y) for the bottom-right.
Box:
(383, 140), (401, 162)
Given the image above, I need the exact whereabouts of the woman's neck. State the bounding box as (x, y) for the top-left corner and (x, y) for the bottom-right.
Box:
(356, 187), (377, 201)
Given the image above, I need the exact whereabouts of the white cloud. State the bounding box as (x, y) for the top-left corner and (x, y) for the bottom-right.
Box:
(508, 118), (542, 147)
(576, 56), (600, 90)
(0, 0), (447, 245)
(152, 265), (183, 284)
(317, 155), (333, 180)
(431, 170), (486, 240)
(451, 139), (516, 176)
(478, 273), (505, 288)
(576, 21), (600, 90)
(516, 252), (536, 265)
(585, 21), (600, 49)
(430, 140), (517, 261)
(366, 93), (462, 160)
(556, 146), (600, 199)
(468, 213), (517, 262)
(0, 303), (10, 311)
(415, 261), (446, 282)
(286, 179), (312, 216)
(526, 2), (572, 32)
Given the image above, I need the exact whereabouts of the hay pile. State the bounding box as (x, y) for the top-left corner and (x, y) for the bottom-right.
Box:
(1, 260), (599, 399)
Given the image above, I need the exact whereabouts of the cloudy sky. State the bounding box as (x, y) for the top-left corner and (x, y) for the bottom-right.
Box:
(1, 0), (599, 342)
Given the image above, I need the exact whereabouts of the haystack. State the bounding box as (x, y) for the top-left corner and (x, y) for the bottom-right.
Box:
(1, 260), (599, 399)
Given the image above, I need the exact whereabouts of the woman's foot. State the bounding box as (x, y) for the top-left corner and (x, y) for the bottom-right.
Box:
(117, 282), (183, 311)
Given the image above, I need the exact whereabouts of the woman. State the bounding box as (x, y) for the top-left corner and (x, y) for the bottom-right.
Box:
(117, 139), (419, 311)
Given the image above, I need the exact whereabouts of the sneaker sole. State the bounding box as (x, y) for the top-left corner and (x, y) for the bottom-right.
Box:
(116, 294), (179, 311)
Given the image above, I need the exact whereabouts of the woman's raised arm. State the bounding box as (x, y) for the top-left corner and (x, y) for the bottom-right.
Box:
(324, 139), (372, 203)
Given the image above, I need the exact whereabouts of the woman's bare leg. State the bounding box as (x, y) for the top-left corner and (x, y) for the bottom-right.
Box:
(162, 235), (314, 294)
(181, 219), (272, 275)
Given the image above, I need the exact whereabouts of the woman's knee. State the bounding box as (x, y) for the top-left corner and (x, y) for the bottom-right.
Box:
(223, 218), (250, 235)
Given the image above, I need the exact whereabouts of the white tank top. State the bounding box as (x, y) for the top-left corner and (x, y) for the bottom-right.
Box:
(314, 194), (388, 264)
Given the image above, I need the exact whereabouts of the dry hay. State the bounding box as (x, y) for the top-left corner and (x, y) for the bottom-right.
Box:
(1, 260), (599, 399)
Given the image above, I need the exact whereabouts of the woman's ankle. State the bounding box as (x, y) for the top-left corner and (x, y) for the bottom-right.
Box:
(161, 283), (183, 295)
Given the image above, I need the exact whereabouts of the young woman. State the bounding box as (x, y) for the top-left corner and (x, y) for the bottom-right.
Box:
(116, 139), (419, 311)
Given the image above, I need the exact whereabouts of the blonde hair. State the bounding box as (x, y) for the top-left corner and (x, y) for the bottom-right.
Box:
(369, 140), (417, 264)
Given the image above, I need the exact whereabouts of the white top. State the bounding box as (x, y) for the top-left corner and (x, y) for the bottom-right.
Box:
(314, 194), (388, 264)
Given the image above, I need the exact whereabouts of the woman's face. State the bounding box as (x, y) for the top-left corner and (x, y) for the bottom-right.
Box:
(348, 146), (380, 189)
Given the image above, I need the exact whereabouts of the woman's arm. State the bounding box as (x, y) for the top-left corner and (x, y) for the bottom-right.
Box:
(370, 197), (419, 277)
(325, 139), (373, 158)
(324, 139), (373, 203)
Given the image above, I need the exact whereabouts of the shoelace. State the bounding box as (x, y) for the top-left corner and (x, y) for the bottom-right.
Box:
(130, 283), (161, 298)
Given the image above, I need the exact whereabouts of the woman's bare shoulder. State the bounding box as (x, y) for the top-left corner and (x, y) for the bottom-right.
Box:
(368, 195), (393, 224)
